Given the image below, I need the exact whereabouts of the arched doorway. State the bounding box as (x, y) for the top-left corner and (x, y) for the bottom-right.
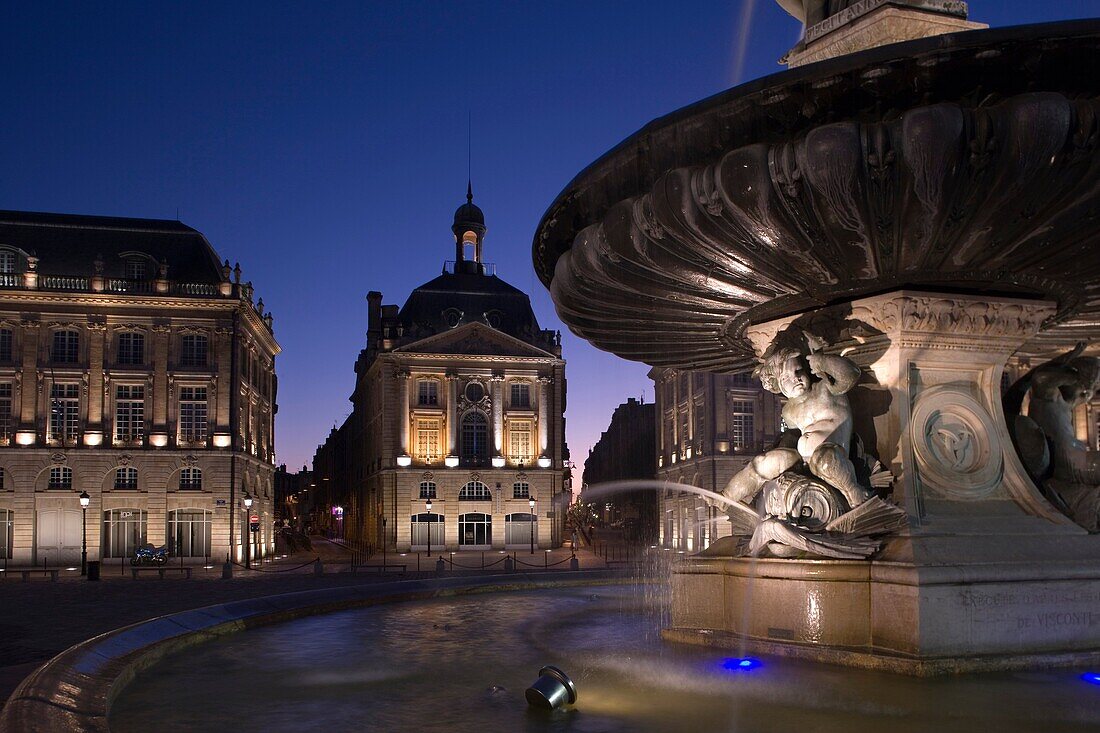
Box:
(102, 508), (148, 559)
(458, 512), (491, 548)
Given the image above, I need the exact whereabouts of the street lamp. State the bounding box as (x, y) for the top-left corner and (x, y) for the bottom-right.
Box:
(529, 497), (536, 554)
(425, 498), (433, 558)
(243, 493), (253, 569)
(79, 491), (90, 575)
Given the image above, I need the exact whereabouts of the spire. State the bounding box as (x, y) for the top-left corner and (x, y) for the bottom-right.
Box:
(467, 179), (473, 204)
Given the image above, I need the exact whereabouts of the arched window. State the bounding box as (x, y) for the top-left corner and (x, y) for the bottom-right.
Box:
(0, 250), (16, 275)
(512, 481), (529, 499)
(0, 508), (12, 559)
(102, 508), (147, 558)
(48, 466), (72, 490)
(505, 512), (536, 546)
(168, 509), (212, 557)
(410, 512), (444, 547)
(419, 481), (436, 499)
(459, 481), (491, 501)
(114, 467), (138, 490)
(124, 257), (147, 281)
(460, 412), (488, 466)
(179, 467), (202, 491)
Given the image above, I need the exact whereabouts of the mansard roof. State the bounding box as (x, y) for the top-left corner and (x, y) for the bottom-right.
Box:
(0, 210), (225, 284)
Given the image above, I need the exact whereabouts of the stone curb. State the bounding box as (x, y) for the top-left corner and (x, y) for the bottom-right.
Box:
(0, 569), (631, 733)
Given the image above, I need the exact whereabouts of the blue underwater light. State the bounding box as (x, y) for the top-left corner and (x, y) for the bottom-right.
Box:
(1082, 673), (1100, 686)
(721, 657), (761, 672)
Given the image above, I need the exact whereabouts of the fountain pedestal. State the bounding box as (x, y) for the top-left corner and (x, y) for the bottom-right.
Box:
(668, 290), (1100, 674)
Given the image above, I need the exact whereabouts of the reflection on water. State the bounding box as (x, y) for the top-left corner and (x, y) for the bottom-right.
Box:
(110, 584), (1100, 733)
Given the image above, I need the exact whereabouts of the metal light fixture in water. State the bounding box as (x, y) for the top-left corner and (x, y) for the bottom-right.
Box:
(525, 665), (577, 710)
(1083, 673), (1100, 685)
(722, 657), (761, 672)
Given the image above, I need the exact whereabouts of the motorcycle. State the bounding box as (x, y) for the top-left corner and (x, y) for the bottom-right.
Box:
(131, 543), (170, 566)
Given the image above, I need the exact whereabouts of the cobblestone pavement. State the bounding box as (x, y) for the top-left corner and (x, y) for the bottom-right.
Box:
(0, 537), (625, 707)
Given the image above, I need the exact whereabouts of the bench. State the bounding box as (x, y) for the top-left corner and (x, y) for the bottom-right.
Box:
(16, 569), (60, 582)
(130, 566), (192, 580)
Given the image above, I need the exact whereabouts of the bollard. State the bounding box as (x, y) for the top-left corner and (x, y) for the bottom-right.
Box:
(314, 558), (324, 576)
(569, 555), (579, 571)
(222, 561), (233, 579)
(504, 556), (514, 572)
(87, 561), (100, 581)
(435, 557), (445, 575)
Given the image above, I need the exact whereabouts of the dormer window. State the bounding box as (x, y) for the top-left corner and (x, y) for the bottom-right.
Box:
(444, 309), (462, 328)
(125, 258), (147, 280)
(0, 251), (16, 274)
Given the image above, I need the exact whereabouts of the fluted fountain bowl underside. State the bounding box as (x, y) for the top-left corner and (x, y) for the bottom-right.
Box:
(534, 20), (1100, 372)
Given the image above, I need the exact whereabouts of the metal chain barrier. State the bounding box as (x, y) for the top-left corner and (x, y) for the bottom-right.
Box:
(231, 557), (320, 573)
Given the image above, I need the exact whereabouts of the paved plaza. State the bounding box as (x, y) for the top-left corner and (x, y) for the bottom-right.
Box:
(0, 537), (629, 709)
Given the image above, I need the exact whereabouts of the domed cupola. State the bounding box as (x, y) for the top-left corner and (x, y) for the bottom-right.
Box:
(452, 182), (487, 274)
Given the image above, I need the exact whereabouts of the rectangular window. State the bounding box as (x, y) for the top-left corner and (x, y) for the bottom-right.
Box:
(0, 329), (12, 362)
(125, 259), (146, 280)
(0, 383), (11, 442)
(513, 481), (530, 499)
(417, 379), (438, 406)
(115, 385), (145, 442)
(730, 400), (755, 450)
(0, 252), (15, 274)
(416, 418), (440, 462)
(509, 420), (532, 463)
(117, 333), (145, 365)
(419, 481), (437, 499)
(52, 330), (79, 363)
(49, 383), (80, 442)
(180, 335), (208, 367)
(510, 382), (531, 408)
(178, 387), (208, 443)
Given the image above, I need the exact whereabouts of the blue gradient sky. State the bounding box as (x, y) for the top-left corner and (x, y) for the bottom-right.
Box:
(1, 1), (1094, 477)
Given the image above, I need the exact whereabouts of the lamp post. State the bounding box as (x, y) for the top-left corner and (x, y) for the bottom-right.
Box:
(425, 498), (433, 558)
(243, 493), (253, 569)
(529, 497), (536, 554)
(382, 516), (387, 571)
(79, 491), (90, 575)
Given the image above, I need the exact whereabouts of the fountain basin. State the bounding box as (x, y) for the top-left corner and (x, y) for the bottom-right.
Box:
(669, 554), (1100, 675)
(533, 20), (1100, 372)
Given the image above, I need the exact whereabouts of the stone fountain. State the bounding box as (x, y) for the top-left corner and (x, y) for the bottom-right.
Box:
(535, 3), (1100, 674)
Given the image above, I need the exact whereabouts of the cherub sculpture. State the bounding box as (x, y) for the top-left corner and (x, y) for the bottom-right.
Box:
(715, 327), (902, 560)
(1006, 343), (1100, 532)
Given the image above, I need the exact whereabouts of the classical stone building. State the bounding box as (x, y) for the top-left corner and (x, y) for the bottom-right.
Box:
(0, 211), (278, 567)
(650, 368), (783, 551)
(583, 397), (657, 541)
(313, 189), (569, 553)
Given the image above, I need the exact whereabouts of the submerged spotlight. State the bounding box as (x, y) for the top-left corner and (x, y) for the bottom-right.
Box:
(1083, 673), (1100, 685)
(525, 665), (577, 710)
(722, 657), (761, 671)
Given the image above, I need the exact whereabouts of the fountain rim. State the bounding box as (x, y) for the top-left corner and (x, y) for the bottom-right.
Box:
(532, 17), (1100, 289)
(0, 571), (632, 733)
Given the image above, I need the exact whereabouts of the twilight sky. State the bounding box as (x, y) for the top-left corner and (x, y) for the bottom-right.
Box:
(1, 1), (1094, 479)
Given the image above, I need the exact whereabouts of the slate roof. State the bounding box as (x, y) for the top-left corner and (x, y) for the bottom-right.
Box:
(398, 268), (547, 346)
(0, 210), (225, 284)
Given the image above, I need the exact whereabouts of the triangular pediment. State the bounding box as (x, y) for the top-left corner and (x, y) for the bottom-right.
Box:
(396, 322), (555, 358)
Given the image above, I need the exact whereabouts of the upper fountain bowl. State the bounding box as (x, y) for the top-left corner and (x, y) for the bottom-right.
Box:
(534, 20), (1100, 373)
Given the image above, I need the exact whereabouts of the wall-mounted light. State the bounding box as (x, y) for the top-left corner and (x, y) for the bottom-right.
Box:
(149, 433), (168, 447)
(491, 456), (506, 468)
(212, 433), (231, 448)
(444, 455), (459, 468)
(83, 431), (103, 447)
(396, 454), (412, 467)
(15, 431), (35, 446)
(537, 456), (551, 469)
